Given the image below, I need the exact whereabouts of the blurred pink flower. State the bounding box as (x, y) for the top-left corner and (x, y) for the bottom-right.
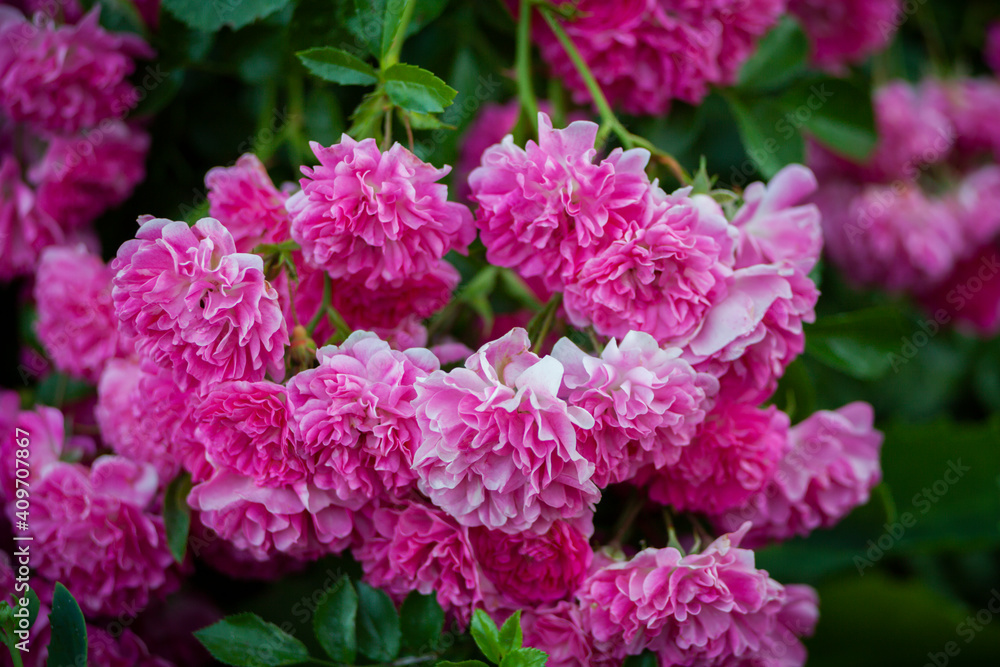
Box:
(31, 121), (149, 230)
(520, 601), (618, 667)
(206, 153), (291, 253)
(714, 402), (883, 546)
(87, 625), (174, 667)
(987, 22), (1000, 73)
(0, 7), (152, 134)
(552, 331), (717, 487)
(34, 244), (130, 382)
(532, 0), (784, 115)
(789, 0), (901, 70)
(288, 137), (474, 288)
(0, 154), (63, 282)
(469, 113), (651, 291)
(31, 457), (176, 616)
(413, 328), (599, 534)
(112, 217), (288, 390)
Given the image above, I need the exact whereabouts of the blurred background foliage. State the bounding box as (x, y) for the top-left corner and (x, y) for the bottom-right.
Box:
(5, 0), (1000, 664)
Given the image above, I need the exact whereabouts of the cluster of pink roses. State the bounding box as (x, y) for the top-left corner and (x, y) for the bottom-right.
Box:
(528, 0), (901, 115)
(812, 75), (1000, 334)
(0, 3), (153, 282)
(5, 103), (886, 666)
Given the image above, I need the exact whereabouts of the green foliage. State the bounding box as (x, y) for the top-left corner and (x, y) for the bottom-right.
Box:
(400, 591), (445, 653)
(313, 576), (358, 662)
(164, 472), (193, 564)
(194, 614), (310, 667)
(805, 306), (911, 380)
(354, 581), (401, 662)
(163, 0), (292, 32)
(297, 47), (379, 85)
(47, 584), (88, 667)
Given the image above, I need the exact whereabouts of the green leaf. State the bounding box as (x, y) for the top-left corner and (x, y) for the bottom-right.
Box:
(164, 472), (192, 564)
(805, 307), (911, 380)
(163, 0), (291, 32)
(499, 647), (547, 667)
(25, 588), (40, 631)
(384, 63), (458, 114)
(46, 584), (87, 667)
(725, 93), (805, 179)
(81, 0), (149, 37)
(498, 611), (522, 654)
(355, 582), (401, 662)
(781, 76), (877, 161)
(381, 0), (408, 60)
(313, 576), (357, 663)
(400, 591), (444, 653)
(193, 613), (310, 667)
(437, 662), (490, 667)
(737, 16), (809, 91)
(470, 609), (501, 664)
(297, 47), (379, 86)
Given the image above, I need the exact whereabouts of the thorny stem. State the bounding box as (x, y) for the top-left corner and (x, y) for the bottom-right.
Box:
(383, 0), (419, 69)
(528, 293), (563, 354)
(306, 273), (332, 337)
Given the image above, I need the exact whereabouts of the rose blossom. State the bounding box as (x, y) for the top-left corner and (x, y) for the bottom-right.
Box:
(469, 113), (651, 291)
(563, 185), (735, 344)
(34, 244), (131, 382)
(0, 6), (153, 134)
(788, 0), (901, 70)
(0, 154), (63, 282)
(552, 331), (717, 487)
(642, 402), (789, 515)
(205, 153), (291, 253)
(287, 332), (439, 501)
(469, 519), (592, 606)
(714, 402), (883, 546)
(412, 328), (599, 534)
(288, 136), (474, 287)
(195, 380), (308, 487)
(532, 0), (784, 115)
(353, 499), (483, 626)
(112, 216), (288, 389)
(579, 523), (809, 665)
(31, 456), (176, 616)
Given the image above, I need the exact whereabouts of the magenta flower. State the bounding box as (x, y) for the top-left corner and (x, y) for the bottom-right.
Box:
(643, 402), (789, 515)
(188, 468), (356, 561)
(520, 601), (618, 667)
(112, 217), (288, 390)
(205, 153), (291, 253)
(195, 380), (309, 487)
(0, 7), (153, 134)
(563, 186), (735, 344)
(353, 499), (483, 627)
(287, 332), (439, 501)
(97, 359), (185, 482)
(579, 524), (805, 664)
(469, 520), (592, 606)
(533, 0), (784, 115)
(731, 165), (823, 273)
(34, 244), (130, 383)
(714, 402), (883, 546)
(0, 154), (63, 282)
(920, 242), (1000, 336)
(552, 331), (717, 487)
(87, 625), (174, 667)
(685, 262), (819, 404)
(1, 405), (94, 503)
(31, 121), (149, 230)
(288, 136), (474, 288)
(31, 457), (176, 617)
(469, 113), (651, 291)
(412, 328), (599, 534)
(789, 0), (901, 70)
